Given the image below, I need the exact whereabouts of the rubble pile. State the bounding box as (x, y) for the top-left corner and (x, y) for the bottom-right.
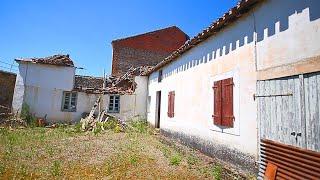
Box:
(74, 66), (153, 95)
(79, 96), (125, 132)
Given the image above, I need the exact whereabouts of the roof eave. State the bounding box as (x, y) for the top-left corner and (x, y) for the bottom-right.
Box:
(145, 0), (263, 76)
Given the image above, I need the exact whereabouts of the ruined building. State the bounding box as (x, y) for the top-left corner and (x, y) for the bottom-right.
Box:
(111, 26), (189, 76)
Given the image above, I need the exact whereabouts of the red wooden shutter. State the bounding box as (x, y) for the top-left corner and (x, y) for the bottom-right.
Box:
(221, 78), (234, 127)
(167, 92), (171, 117)
(167, 91), (175, 118)
(212, 80), (222, 125)
(171, 91), (175, 117)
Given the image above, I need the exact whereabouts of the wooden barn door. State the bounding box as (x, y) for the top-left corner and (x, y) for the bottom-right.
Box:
(257, 72), (320, 179)
(303, 72), (320, 151)
(257, 75), (306, 148)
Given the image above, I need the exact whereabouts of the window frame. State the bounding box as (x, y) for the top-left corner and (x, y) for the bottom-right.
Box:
(108, 95), (120, 113)
(61, 91), (78, 112)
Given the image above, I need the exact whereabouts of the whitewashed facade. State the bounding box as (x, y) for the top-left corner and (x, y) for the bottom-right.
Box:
(147, 0), (320, 172)
(12, 61), (148, 123)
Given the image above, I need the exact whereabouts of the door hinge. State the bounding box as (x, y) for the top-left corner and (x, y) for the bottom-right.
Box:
(253, 93), (293, 100)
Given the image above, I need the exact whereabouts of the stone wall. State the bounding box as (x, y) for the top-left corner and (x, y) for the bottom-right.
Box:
(0, 70), (16, 113)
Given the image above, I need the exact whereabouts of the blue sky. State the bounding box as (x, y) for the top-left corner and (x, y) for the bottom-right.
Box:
(0, 0), (237, 76)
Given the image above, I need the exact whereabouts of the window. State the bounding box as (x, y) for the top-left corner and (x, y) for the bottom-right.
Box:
(62, 91), (77, 112)
(212, 78), (234, 127)
(108, 95), (120, 113)
(167, 91), (175, 118)
(158, 70), (163, 82)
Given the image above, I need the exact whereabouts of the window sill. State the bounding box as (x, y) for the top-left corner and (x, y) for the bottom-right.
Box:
(61, 110), (76, 112)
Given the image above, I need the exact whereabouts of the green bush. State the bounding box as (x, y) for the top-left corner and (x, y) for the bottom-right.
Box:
(21, 103), (37, 127)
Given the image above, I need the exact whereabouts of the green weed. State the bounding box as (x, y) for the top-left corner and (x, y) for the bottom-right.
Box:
(51, 160), (62, 176)
(211, 164), (222, 180)
(169, 153), (182, 166)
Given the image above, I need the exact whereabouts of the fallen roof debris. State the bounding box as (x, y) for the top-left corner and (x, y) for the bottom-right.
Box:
(80, 96), (125, 132)
(74, 66), (153, 95)
(15, 54), (74, 67)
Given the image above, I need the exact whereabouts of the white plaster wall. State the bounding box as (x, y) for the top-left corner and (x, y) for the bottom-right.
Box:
(147, 0), (320, 158)
(12, 62), (75, 115)
(133, 76), (148, 119)
(255, 0), (320, 70)
(12, 61), (148, 123)
(108, 76), (148, 121)
(148, 13), (257, 156)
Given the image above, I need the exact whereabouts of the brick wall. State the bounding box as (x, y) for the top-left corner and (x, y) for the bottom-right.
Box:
(112, 46), (170, 76)
(0, 70), (16, 113)
(111, 26), (188, 76)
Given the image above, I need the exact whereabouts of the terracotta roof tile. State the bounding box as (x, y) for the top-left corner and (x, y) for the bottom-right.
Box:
(15, 54), (74, 67)
(146, 0), (263, 75)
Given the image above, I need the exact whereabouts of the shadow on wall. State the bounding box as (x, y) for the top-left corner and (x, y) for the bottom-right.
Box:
(149, 0), (320, 83)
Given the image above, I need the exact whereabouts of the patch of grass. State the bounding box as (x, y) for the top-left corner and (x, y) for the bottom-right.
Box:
(129, 154), (138, 165)
(211, 164), (222, 180)
(0, 125), (247, 179)
(127, 118), (150, 134)
(45, 145), (54, 156)
(187, 155), (199, 166)
(169, 153), (182, 166)
(18, 164), (28, 177)
(51, 160), (62, 177)
(0, 164), (5, 175)
(158, 144), (171, 158)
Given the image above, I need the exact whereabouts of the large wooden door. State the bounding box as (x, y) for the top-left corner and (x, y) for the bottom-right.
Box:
(304, 72), (320, 151)
(257, 75), (306, 148)
(257, 72), (320, 179)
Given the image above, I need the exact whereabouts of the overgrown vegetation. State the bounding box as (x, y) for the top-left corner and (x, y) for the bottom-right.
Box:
(0, 118), (247, 179)
(20, 103), (37, 127)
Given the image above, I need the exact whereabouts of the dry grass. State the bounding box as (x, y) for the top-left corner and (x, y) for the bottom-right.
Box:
(0, 122), (248, 179)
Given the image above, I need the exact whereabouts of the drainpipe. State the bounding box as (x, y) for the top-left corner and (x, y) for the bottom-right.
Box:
(252, 10), (260, 166)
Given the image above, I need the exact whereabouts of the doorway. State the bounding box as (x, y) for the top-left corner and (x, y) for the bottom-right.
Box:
(155, 91), (161, 128)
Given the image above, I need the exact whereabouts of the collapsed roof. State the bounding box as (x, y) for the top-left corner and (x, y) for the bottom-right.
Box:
(74, 66), (153, 95)
(15, 54), (74, 67)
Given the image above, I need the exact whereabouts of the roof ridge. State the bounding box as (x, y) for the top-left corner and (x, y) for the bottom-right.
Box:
(146, 0), (262, 75)
(111, 26), (185, 43)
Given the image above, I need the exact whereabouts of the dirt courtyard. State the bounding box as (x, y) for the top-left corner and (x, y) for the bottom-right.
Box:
(0, 123), (251, 179)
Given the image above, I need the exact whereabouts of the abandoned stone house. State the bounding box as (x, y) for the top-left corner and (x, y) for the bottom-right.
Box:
(11, 26), (186, 123)
(8, 0), (320, 178)
(11, 54), (150, 123)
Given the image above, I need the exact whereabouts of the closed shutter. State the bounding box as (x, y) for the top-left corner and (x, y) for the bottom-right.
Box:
(171, 91), (175, 117)
(167, 91), (175, 118)
(167, 92), (172, 117)
(221, 78), (234, 127)
(212, 81), (222, 125)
